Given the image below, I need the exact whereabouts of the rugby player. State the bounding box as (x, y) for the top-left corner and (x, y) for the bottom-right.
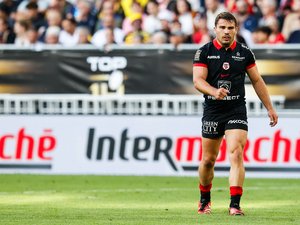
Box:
(193, 12), (278, 216)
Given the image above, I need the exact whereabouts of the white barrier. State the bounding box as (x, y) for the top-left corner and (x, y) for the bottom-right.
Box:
(0, 94), (285, 115)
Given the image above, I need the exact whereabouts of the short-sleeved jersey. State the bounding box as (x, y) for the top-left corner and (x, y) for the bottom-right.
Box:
(193, 39), (256, 114)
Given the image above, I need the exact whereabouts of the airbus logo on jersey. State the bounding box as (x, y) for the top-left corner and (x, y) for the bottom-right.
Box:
(207, 55), (220, 59)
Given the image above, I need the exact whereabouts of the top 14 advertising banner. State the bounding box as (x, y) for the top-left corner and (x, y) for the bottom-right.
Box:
(0, 48), (299, 108)
(0, 115), (299, 178)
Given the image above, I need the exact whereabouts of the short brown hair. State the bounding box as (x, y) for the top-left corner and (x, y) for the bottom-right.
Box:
(215, 12), (238, 27)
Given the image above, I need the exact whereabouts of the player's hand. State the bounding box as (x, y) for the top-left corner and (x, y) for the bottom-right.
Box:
(268, 108), (278, 127)
(214, 88), (230, 100)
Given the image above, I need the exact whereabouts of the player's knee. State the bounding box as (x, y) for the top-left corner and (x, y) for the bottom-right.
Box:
(229, 147), (243, 162)
(201, 158), (216, 169)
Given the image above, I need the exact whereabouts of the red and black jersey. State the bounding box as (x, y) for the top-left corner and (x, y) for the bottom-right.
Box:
(193, 39), (256, 114)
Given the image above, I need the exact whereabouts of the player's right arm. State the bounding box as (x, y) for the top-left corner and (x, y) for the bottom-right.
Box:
(193, 62), (229, 101)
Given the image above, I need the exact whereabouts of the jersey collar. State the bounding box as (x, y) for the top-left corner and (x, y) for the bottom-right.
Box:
(213, 38), (237, 51)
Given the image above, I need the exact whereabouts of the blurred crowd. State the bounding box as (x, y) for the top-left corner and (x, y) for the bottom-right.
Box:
(0, 0), (299, 47)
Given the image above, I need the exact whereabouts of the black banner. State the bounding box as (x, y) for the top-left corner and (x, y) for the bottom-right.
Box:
(0, 46), (299, 108)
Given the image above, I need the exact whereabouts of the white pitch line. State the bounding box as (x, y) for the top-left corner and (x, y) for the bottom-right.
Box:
(0, 185), (297, 196)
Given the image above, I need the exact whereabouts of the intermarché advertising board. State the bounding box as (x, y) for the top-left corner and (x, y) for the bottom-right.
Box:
(0, 116), (299, 178)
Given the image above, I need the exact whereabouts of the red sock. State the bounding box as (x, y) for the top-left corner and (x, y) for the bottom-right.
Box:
(230, 186), (243, 196)
(199, 183), (212, 193)
(230, 186), (243, 208)
(199, 183), (212, 202)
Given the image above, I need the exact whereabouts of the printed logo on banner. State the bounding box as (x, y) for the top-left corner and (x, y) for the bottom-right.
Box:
(0, 128), (57, 170)
(86, 56), (128, 95)
(85, 127), (300, 173)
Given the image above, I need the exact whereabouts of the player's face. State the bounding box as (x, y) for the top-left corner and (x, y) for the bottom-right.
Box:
(214, 19), (237, 48)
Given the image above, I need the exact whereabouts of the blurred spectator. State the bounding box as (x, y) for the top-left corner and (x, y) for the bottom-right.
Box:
(157, 0), (173, 10)
(125, 13), (150, 44)
(27, 26), (44, 45)
(0, 16), (15, 43)
(24, 2), (46, 30)
(18, 0), (49, 13)
(151, 30), (168, 43)
(97, 0), (124, 29)
(121, 0), (148, 17)
(0, 0), (20, 20)
(105, 27), (117, 44)
(44, 25), (61, 44)
(204, 0), (226, 33)
(91, 14), (124, 47)
(286, 30), (300, 43)
(252, 26), (272, 43)
(282, 0), (300, 41)
(48, 0), (75, 19)
(14, 19), (31, 46)
(234, 0), (258, 32)
(257, 0), (281, 28)
(143, 0), (162, 34)
(76, 26), (91, 44)
(38, 8), (62, 42)
(122, 1), (145, 35)
(279, 0), (293, 17)
(175, 0), (194, 38)
(187, 0), (200, 12)
(265, 16), (285, 43)
(157, 9), (174, 40)
(59, 17), (79, 46)
(236, 29), (249, 45)
(192, 13), (211, 44)
(72, 0), (97, 33)
(0, 0), (295, 46)
(225, 0), (254, 13)
(45, 8), (62, 27)
(169, 19), (186, 46)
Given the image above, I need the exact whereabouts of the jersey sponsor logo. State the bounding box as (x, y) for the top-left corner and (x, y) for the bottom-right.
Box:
(202, 120), (219, 134)
(207, 55), (220, 59)
(194, 49), (202, 61)
(218, 80), (231, 91)
(232, 56), (245, 61)
(222, 62), (230, 70)
(207, 95), (240, 100)
(220, 74), (229, 78)
(228, 120), (248, 125)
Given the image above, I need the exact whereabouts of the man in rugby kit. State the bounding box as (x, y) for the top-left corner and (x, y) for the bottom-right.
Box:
(193, 12), (278, 216)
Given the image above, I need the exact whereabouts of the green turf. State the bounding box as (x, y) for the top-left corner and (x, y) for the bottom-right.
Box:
(0, 175), (299, 225)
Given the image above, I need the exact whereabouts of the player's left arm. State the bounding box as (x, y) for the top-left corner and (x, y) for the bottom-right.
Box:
(247, 65), (278, 127)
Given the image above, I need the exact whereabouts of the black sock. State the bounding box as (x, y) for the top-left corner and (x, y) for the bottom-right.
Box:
(200, 191), (211, 203)
(230, 195), (241, 209)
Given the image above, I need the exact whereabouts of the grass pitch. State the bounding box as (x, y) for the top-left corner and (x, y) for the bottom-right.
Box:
(0, 175), (299, 225)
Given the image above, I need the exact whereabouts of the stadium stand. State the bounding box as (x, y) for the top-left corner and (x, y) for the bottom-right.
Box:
(0, 0), (299, 46)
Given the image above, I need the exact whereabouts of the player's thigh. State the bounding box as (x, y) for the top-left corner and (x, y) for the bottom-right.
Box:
(202, 137), (223, 160)
(224, 129), (247, 153)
